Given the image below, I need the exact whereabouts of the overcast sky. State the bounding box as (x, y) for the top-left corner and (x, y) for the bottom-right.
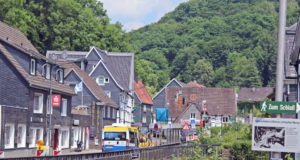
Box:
(99, 0), (188, 31)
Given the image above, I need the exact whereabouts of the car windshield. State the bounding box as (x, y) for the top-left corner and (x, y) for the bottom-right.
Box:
(104, 132), (126, 141)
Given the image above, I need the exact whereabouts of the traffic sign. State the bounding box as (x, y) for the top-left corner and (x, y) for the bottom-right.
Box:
(260, 101), (297, 114)
(191, 119), (196, 129)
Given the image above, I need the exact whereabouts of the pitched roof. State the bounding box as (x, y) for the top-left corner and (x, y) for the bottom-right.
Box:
(46, 50), (87, 61)
(238, 87), (274, 102)
(0, 42), (75, 95)
(166, 87), (236, 117)
(46, 47), (135, 92)
(64, 63), (118, 108)
(0, 21), (39, 53)
(174, 103), (200, 122)
(152, 78), (185, 99)
(92, 48), (134, 91)
(185, 81), (205, 88)
(134, 80), (153, 105)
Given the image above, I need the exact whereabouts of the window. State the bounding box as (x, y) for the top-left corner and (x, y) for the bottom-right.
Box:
(17, 124), (26, 148)
(103, 107), (106, 118)
(150, 106), (153, 113)
(129, 131), (135, 143)
(30, 59), (36, 75)
(104, 77), (109, 83)
(29, 127), (43, 148)
(104, 132), (126, 141)
(112, 109), (116, 119)
(104, 90), (111, 98)
(56, 69), (64, 83)
(71, 127), (81, 148)
(107, 107), (111, 118)
(42, 64), (51, 79)
(61, 98), (67, 116)
(33, 93), (43, 114)
(5, 123), (14, 149)
(142, 116), (146, 123)
(190, 113), (196, 119)
(46, 96), (52, 114)
(60, 127), (69, 149)
(96, 76), (105, 86)
(143, 105), (146, 112)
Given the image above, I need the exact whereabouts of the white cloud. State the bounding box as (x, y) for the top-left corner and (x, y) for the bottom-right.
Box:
(99, 0), (188, 31)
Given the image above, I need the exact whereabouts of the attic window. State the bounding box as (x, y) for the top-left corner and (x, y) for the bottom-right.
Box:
(56, 69), (64, 83)
(96, 76), (105, 86)
(104, 77), (109, 83)
(30, 59), (36, 75)
(42, 64), (51, 79)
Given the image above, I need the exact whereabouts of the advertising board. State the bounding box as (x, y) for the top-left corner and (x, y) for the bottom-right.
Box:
(252, 117), (300, 153)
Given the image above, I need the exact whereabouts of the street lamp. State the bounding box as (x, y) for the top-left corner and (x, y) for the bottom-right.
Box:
(47, 52), (67, 155)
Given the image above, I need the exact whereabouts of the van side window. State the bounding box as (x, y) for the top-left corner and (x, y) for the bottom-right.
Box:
(129, 131), (135, 143)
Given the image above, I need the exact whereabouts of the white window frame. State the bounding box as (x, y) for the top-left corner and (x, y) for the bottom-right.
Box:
(33, 93), (44, 114)
(59, 127), (70, 149)
(103, 107), (106, 118)
(42, 64), (51, 79)
(104, 90), (111, 98)
(29, 127), (44, 148)
(56, 69), (64, 83)
(104, 77), (109, 83)
(71, 127), (81, 148)
(96, 76), (105, 86)
(112, 109), (116, 119)
(61, 98), (67, 116)
(142, 116), (146, 124)
(190, 113), (196, 119)
(150, 106), (153, 113)
(143, 105), (146, 112)
(17, 124), (26, 148)
(107, 107), (111, 118)
(30, 59), (36, 75)
(5, 123), (15, 149)
(46, 96), (52, 115)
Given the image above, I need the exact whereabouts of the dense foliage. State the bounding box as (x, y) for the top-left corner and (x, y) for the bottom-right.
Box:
(0, 0), (131, 53)
(129, 0), (300, 94)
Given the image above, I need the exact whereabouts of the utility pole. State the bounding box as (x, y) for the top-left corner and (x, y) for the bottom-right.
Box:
(272, 0), (287, 159)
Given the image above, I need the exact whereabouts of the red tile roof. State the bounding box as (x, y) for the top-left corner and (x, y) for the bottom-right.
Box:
(185, 81), (205, 88)
(166, 87), (236, 118)
(238, 87), (274, 102)
(134, 80), (153, 105)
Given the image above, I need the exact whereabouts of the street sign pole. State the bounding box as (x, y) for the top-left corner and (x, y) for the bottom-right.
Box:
(273, 0), (287, 159)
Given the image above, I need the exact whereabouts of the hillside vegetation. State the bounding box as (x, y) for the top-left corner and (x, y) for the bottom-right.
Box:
(129, 0), (300, 95)
(0, 0), (131, 53)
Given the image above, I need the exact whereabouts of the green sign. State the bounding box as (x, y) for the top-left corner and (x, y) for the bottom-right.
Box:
(260, 101), (297, 114)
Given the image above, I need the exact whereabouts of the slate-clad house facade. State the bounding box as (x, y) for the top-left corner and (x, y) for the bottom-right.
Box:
(133, 80), (154, 130)
(64, 63), (118, 144)
(152, 78), (185, 109)
(0, 21), (90, 157)
(47, 47), (135, 125)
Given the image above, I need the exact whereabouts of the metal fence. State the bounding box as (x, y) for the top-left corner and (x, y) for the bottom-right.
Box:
(4, 143), (224, 160)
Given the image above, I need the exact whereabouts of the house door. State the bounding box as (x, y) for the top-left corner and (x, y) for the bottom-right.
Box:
(53, 129), (59, 150)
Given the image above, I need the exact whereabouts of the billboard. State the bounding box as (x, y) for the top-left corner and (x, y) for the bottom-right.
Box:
(155, 108), (168, 122)
(252, 117), (300, 153)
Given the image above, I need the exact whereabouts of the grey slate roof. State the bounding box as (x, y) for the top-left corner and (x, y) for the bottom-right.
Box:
(46, 47), (134, 92)
(46, 50), (87, 61)
(95, 48), (134, 91)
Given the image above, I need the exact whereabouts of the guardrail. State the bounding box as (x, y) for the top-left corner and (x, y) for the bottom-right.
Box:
(5, 143), (218, 160)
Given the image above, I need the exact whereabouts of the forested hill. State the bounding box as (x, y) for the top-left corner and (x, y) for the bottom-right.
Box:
(129, 0), (300, 95)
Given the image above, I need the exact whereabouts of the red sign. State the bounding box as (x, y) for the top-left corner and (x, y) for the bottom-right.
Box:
(52, 95), (61, 107)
